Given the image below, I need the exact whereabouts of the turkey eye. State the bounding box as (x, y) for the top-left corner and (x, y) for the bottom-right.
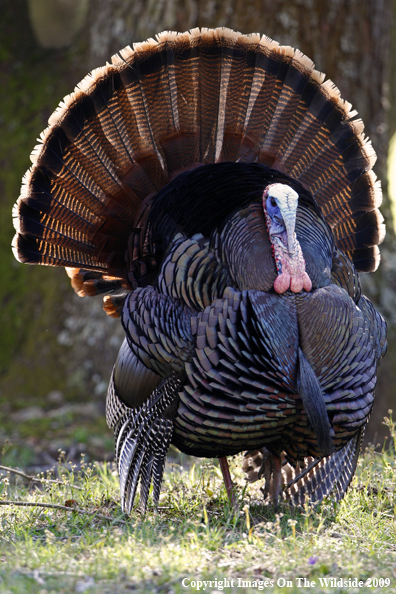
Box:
(270, 197), (277, 208)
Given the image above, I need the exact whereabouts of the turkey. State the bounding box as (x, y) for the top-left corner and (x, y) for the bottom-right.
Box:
(12, 28), (387, 513)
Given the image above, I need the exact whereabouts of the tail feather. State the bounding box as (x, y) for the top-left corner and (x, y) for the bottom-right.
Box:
(256, 50), (318, 163)
(216, 33), (260, 162)
(76, 68), (136, 174)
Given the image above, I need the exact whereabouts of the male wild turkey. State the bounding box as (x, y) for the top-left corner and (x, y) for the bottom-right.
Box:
(12, 28), (387, 512)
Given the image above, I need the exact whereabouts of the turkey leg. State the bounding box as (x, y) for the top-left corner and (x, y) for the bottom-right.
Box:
(219, 456), (236, 506)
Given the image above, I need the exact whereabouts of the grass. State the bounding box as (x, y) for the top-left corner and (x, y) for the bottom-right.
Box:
(0, 418), (395, 594)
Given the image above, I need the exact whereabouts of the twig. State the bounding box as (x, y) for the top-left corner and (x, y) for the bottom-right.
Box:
(0, 500), (127, 525)
(0, 464), (83, 490)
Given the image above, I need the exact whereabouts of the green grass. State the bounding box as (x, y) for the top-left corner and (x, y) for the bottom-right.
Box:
(0, 418), (395, 594)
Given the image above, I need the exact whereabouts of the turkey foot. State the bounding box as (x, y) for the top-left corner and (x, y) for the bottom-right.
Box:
(219, 456), (237, 507)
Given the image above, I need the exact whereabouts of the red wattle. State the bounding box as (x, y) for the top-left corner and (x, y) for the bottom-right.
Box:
(274, 272), (291, 294)
(290, 276), (303, 293)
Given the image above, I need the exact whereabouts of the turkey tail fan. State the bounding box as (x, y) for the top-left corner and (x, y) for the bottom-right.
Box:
(283, 427), (364, 506)
(12, 27), (384, 302)
(106, 368), (181, 513)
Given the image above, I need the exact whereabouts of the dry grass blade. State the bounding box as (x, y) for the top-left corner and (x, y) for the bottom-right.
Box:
(0, 499), (127, 524)
(0, 464), (83, 490)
